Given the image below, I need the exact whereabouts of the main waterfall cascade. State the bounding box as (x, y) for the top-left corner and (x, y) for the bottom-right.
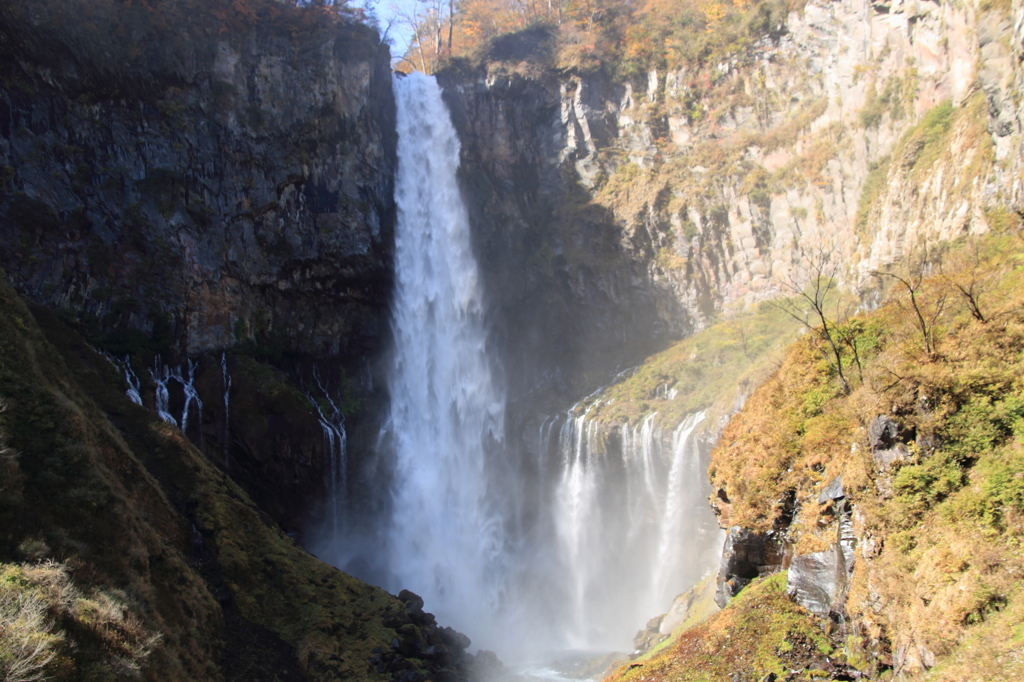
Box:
(386, 71), (508, 643)
(352, 71), (724, 660)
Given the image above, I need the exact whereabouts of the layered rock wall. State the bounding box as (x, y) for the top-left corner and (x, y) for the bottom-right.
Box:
(441, 0), (1022, 370)
(0, 18), (395, 359)
(0, 14), (397, 530)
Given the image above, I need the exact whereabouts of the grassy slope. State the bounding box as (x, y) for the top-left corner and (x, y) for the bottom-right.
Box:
(586, 302), (802, 428)
(596, 229), (1024, 682)
(0, 273), (420, 681)
(605, 573), (835, 682)
(706, 230), (1024, 678)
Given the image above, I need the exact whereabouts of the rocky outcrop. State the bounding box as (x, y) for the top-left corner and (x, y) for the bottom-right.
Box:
(715, 526), (789, 608)
(787, 479), (857, 618)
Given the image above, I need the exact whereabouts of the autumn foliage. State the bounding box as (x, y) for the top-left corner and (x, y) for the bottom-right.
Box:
(401, 0), (791, 76)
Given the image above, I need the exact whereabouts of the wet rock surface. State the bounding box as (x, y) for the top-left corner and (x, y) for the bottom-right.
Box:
(715, 526), (788, 607)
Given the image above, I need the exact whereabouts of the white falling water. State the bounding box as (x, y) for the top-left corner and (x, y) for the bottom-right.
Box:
(386, 71), (506, 645)
(373, 70), (722, 662)
(150, 359), (202, 438)
(545, 406), (718, 651)
(652, 411), (707, 606)
(310, 369), (347, 536)
(221, 352), (232, 470)
(180, 359), (202, 436)
(151, 360), (178, 427)
(123, 357), (143, 406)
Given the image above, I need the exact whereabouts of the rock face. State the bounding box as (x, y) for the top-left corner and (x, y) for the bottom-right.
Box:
(715, 526), (789, 608)
(437, 64), (683, 399)
(0, 10), (396, 530)
(437, 0), (1024, 394)
(0, 16), (396, 360)
(786, 495), (857, 618)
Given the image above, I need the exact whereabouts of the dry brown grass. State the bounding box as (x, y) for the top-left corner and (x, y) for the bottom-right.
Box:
(706, 230), (1024, 676)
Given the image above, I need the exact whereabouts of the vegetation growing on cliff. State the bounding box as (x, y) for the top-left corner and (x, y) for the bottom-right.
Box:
(705, 227), (1024, 677)
(586, 300), (802, 427)
(402, 0), (792, 75)
(0, 273), (466, 681)
(606, 574), (836, 682)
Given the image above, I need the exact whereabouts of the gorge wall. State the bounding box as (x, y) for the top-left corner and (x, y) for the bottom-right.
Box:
(1, 0), (1023, 675)
(0, 4), (398, 532)
(430, 0), (1024, 669)
(440, 0), (1020, 372)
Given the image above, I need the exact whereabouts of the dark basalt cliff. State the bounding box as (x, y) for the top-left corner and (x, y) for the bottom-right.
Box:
(0, 6), (398, 532)
(0, 11), (396, 360)
(436, 61), (687, 402)
(0, 272), (477, 682)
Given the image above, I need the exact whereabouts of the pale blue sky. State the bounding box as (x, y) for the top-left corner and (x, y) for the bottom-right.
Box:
(373, 0), (419, 66)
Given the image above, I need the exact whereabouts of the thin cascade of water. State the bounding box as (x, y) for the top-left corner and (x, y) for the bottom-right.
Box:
(150, 360), (178, 427)
(651, 410), (707, 604)
(310, 368), (347, 536)
(536, 415), (559, 489)
(386, 71), (506, 646)
(149, 359), (202, 436)
(622, 412), (661, 532)
(556, 400), (609, 643)
(180, 359), (202, 436)
(123, 357), (143, 406)
(221, 352), (231, 470)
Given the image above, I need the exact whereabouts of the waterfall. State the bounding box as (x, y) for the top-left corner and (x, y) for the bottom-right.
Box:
(374, 70), (721, 662)
(309, 369), (347, 536)
(652, 411), (707, 606)
(180, 359), (202, 436)
(123, 357), (143, 406)
(221, 352), (231, 470)
(149, 359), (202, 439)
(386, 72), (506, 645)
(544, 407), (717, 650)
(151, 360), (177, 427)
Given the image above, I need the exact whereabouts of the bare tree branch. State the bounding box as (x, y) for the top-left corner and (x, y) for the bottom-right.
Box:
(770, 241), (853, 394)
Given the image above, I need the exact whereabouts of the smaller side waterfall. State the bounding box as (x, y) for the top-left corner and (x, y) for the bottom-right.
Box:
(149, 359), (203, 439)
(221, 352), (232, 470)
(180, 359), (202, 436)
(123, 358), (143, 406)
(652, 411), (707, 604)
(541, 406), (719, 650)
(309, 370), (347, 536)
(151, 361), (178, 427)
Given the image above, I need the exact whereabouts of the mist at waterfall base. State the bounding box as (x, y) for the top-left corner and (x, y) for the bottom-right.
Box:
(308, 71), (724, 664)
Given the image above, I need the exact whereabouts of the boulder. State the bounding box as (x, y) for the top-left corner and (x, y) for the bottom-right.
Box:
(868, 415), (902, 452)
(818, 475), (844, 504)
(787, 500), (856, 617)
(868, 415), (912, 478)
(632, 615), (665, 653)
